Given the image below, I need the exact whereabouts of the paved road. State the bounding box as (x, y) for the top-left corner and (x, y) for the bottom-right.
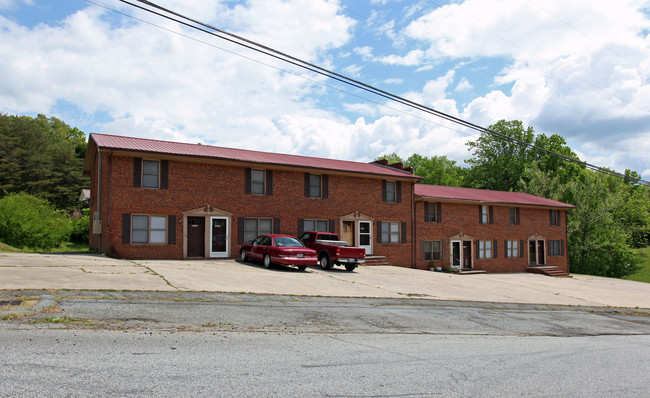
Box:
(1, 291), (649, 398)
(2, 291), (649, 336)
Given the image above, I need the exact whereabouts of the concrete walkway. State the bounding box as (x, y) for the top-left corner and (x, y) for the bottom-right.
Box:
(1, 253), (649, 308)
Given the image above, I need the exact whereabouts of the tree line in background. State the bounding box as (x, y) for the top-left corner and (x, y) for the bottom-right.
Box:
(0, 113), (648, 278)
(0, 114), (89, 249)
(379, 120), (650, 278)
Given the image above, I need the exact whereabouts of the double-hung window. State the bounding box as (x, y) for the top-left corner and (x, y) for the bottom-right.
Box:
(142, 160), (160, 189)
(425, 202), (441, 222)
(505, 240), (519, 258)
(304, 173), (328, 198)
(251, 169), (266, 195)
(479, 205), (493, 224)
(131, 215), (166, 244)
(382, 180), (402, 203)
(385, 181), (396, 202)
(510, 207), (520, 225)
(477, 240), (492, 259)
(379, 221), (401, 243)
(309, 174), (321, 197)
(550, 210), (561, 226)
(422, 240), (441, 261)
(548, 240), (564, 256)
(303, 219), (328, 232)
(243, 218), (273, 243)
(246, 168), (273, 195)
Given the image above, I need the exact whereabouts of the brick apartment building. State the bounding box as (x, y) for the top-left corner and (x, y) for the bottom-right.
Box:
(83, 133), (574, 273)
(414, 185), (574, 273)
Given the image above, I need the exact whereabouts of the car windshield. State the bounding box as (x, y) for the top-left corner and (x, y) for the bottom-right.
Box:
(274, 237), (304, 247)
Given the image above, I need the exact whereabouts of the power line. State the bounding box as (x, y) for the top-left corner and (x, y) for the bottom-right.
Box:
(109, 0), (649, 186)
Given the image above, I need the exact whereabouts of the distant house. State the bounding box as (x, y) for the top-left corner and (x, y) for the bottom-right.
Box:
(79, 189), (90, 202)
(83, 133), (574, 273)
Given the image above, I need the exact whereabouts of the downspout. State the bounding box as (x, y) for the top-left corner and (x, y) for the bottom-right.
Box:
(411, 181), (416, 268)
(96, 150), (102, 252)
(565, 209), (570, 273)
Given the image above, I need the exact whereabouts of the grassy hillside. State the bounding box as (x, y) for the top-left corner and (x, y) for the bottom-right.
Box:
(625, 247), (650, 283)
(0, 241), (21, 252)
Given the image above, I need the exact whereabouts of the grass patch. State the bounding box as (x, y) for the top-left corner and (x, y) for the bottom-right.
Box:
(39, 316), (95, 326)
(24, 241), (91, 254)
(0, 241), (21, 253)
(624, 247), (650, 283)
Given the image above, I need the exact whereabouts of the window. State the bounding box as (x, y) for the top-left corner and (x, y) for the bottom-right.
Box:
(142, 160), (160, 189)
(251, 169), (265, 195)
(425, 202), (441, 222)
(310, 174), (321, 197)
(244, 218), (273, 243)
(246, 168), (273, 195)
(422, 240), (441, 261)
(303, 219), (328, 232)
(305, 173), (328, 198)
(131, 215), (166, 244)
(479, 205), (493, 224)
(550, 210), (561, 226)
(510, 207), (520, 225)
(385, 181), (396, 202)
(548, 240), (564, 256)
(379, 221), (401, 243)
(505, 240), (519, 258)
(382, 180), (402, 203)
(477, 240), (492, 259)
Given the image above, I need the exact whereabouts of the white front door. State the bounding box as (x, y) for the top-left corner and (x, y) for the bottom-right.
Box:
(209, 217), (229, 258)
(358, 221), (372, 255)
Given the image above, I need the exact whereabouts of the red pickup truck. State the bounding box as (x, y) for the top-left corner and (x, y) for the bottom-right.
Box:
(299, 231), (366, 271)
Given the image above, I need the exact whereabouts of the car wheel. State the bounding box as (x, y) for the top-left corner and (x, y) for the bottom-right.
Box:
(319, 255), (332, 270)
(263, 254), (272, 269)
(298, 265), (307, 271)
(240, 250), (247, 262)
(345, 264), (356, 272)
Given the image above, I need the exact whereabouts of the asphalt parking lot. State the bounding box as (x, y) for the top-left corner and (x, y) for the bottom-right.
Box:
(0, 252), (649, 308)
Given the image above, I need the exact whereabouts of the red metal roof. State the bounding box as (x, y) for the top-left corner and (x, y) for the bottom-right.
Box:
(89, 133), (419, 179)
(414, 184), (575, 208)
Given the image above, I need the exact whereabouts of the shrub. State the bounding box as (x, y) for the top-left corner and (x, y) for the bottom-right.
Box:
(70, 208), (89, 244)
(0, 192), (72, 249)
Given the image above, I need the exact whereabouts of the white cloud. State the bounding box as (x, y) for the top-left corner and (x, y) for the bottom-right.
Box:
(377, 49), (423, 66)
(454, 77), (472, 92)
(0, 0), (31, 10)
(342, 64), (363, 77)
(0, 0), (357, 152)
(354, 45), (373, 60)
(383, 77), (403, 85)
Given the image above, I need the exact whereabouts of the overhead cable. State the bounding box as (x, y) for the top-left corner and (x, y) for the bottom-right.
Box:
(113, 0), (649, 186)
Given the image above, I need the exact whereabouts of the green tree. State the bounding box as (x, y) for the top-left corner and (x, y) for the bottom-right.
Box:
(406, 154), (467, 186)
(375, 153), (467, 186)
(521, 166), (640, 277)
(0, 192), (72, 249)
(565, 171), (638, 277)
(0, 113), (88, 212)
(465, 120), (582, 191)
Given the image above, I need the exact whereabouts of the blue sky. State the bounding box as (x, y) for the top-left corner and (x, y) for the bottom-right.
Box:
(2, 0), (650, 178)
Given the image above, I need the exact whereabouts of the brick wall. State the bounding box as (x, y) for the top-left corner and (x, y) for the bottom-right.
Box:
(90, 152), (415, 265)
(414, 200), (569, 273)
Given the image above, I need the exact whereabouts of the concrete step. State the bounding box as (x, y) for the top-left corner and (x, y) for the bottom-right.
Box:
(364, 255), (390, 266)
(527, 266), (572, 278)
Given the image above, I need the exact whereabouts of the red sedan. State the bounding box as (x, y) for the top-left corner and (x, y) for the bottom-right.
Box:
(240, 234), (318, 271)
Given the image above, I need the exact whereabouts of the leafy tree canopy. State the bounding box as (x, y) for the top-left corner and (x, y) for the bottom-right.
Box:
(465, 120), (583, 191)
(374, 153), (467, 186)
(0, 113), (89, 212)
